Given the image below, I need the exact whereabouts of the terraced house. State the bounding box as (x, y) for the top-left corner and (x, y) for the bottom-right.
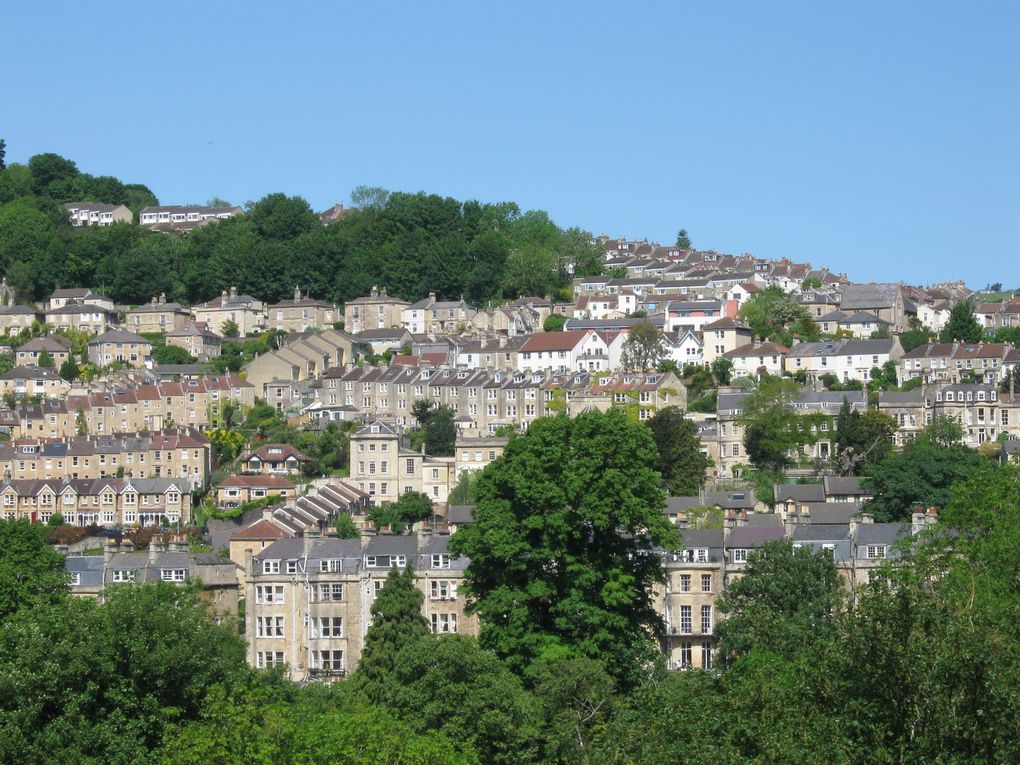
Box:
(0, 430), (212, 489)
(0, 477), (192, 525)
(12, 375), (254, 438)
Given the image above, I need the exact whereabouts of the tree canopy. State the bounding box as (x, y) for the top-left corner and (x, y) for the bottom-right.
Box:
(645, 406), (711, 496)
(450, 409), (680, 687)
(939, 301), (984, 343)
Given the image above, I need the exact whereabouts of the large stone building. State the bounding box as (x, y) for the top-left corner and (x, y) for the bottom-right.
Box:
(244, 529), (476, 679)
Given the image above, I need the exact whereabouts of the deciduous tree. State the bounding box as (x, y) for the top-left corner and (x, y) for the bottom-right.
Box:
(450, 409), (680, 687)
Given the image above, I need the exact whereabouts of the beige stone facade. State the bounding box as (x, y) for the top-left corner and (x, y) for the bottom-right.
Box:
(343, 287), (409, 334)
(0, 477), (192, 525)
(244, 530), (477, 680)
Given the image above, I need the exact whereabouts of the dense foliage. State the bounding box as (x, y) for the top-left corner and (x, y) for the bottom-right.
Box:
(450, 409), (680, 688)
(645, 406), (711, 496)
(0, 150), (602, 305)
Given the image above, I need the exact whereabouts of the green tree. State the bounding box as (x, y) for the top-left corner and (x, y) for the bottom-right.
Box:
(0, 583), (246, 762)
(334, 513), (360, 539)
(220, 318), (240, 338)
(450, 409), (680, 687)
(349, 565), (431, 705)
(350, 185), (391, 210)
(710, 357), (733, 385)
(801, 276), (822, 290)
(543, 313), (567, 332)
(675, 228), (692, 249)
(58, 356), (80, 381)
(386, 634), (542, 765)
(620, 320), (666, 371)
(939, 301), (984, 343)
(646, 406), (711, 496)
(738, 287), (818, 344)
(0, 138), (5, 170)
(922, 413), (965, 448)
(861, 437), (985, 521)
(0, 519), (68, 623)
(833, 401), (896, 473)
(716, 539), (841, 666)
(153, 344), (196, 365)
(368, 490), (434, 533)
(530, 655), (617, 765)
(36, 349), (54, 368)
(738, 377), (816, 472)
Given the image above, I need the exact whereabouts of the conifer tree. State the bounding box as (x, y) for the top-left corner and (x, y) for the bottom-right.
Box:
(349, 565), (430, 704)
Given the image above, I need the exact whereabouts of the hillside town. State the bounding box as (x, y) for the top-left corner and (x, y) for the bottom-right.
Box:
(0, 209), (1013, 688)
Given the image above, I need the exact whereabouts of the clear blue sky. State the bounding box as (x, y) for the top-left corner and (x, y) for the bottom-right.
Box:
(4, 1), (1018, 288)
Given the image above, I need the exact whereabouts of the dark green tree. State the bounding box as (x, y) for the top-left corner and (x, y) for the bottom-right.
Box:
(861, 437), (984, 521)
(710, 357), (733, 385)
(450, 409), (680, 687)
(386, 634), (542, 765)
(543, 313), (567, 332)
(939, 301), (984, 343)
(675, 229), (692, 248)
(58, 356), (80, 381)
(738, 377), (816, 472)
(349, 565), (431, 705)
(0, 519), (68, 623)
(153, 344), (196, 365)
(716, 539), (841, 666)
(368, 490), (434, 533)
(36, 349), (54, 368)
(333, 513), (360, 539)
(645, 406), (711, 496)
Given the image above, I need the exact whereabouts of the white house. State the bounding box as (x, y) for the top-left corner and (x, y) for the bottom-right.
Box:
(517, 330), (624, 373)
(723, 342), (789, 378)
(785, 338), (903, 383)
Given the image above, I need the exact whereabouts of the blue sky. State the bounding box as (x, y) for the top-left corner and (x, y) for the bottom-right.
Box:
(4, 1), (1017, 287)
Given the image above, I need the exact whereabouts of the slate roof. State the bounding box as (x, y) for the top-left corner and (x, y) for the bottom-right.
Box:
(840, 283), (899, 310)
(726, 526), (787, 548)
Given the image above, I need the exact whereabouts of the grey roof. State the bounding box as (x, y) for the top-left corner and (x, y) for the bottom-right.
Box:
(66, 556), (106, 588)
(364, 535), (419, 557)
(775, 484), (825, 503)
(743, 513), (784, 527)
(803, 504), (861, 524)
(89, 329), (150, 345)
(446, 505), (475, 524)
(717, 392), (751, 414)
(854, 523), (910, 546)
(793, 524), (851, 542)
(840, 283), (899, 310)
(823, 476), (869, 497)
(879, 390), (925, 406)
(664, 496), (707, 515)
(727, 526), (787, 548)
(703, 490), (759, 510)
(679, 528), (724, 549)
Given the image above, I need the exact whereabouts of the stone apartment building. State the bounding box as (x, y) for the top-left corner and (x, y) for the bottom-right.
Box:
(242, 329), (354, 403)
(661, 528), (723, 671)
(166, 321), (222, 360)
(927, 383), (1020, 447)
(0, 305), (39, 334)
(13, 375), (255, 438)
(785, 338), (903, 384)
(15, 337), (71, 367)
(711, 389), (866, 477)
(268, 287), (338, 333)
(0, 366), (70, 399)
(700, 318), (753, 366)
(217, 474), (297, 507)
(87, 329), (153, 368)
(897, 342), (1020, 387)
(44, 303), (117, 335)
(192, 287), (265, 337)
(67, 536), (238, 622)
(244, 529), (477, 680)
(0, 476), (192, 525)
(402, 294), (475, 335)
(0, 430), (212, 490)
(343, 287), (409, 334)
(124, 295), (191, 334)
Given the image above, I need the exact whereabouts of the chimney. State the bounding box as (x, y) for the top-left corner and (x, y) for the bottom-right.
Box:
(229, 286), (237, 298)
(159, 292), (166, 304)
(370, 285), (378, 298)
(221, 290), (227, 302)
(104, 539), (118, 564)
(121, 539), (134, 554)
(245, 548), (253, 578)
(148, 534), (164, 563)
(294, 285), (301, 301)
